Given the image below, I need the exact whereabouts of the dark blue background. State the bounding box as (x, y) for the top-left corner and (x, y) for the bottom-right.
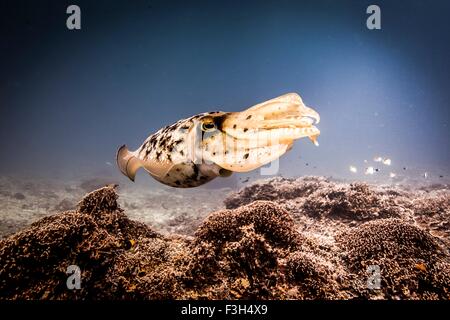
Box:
(1, 0), (449, 180)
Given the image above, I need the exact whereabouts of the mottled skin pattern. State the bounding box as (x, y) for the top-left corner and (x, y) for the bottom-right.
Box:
(117, 93), (321, 188)
(136, 112), (229, 187)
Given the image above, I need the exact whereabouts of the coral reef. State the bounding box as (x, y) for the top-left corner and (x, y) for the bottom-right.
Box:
(337, 219), (450, 299)
(0, 176), (227, 239)
(225, 177), (409, 221)
(0, 186), (157, 299)
(0, 177), (449, 300)
(186, 201), (304, 299)
(224, 176), (449, 244)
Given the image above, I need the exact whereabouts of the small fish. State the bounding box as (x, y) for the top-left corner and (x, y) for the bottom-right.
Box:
(374, 156), (391, 165)
(415, 263), (427, 272)
(117, 93), (320, 188)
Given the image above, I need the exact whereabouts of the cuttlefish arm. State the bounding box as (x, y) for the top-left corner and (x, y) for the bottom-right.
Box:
(222, 93), (319, 142)
(203, 93), (320, 172)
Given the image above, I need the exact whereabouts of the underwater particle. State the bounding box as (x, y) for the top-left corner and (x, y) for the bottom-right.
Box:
(364, 160), (368, 163)
(403, 167), (407, 171)
(423, 172), (428, 179)
(389, 172), (396, 178)
(106, 162), (113, 166)
(349, 166), (357, 173)
(375, 168), (379, 172)
(365, 167), (375, 175)
(305, 163), (309, 166)
(116, 93), (321, 188)
(374, 156), (383, 162)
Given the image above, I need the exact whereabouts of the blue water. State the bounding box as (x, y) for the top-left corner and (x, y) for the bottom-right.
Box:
(0, 0), (449, 187)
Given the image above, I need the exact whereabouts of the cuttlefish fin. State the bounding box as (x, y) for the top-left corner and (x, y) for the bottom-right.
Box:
(210, 144), (291, 173)
(117, 145), (143, 182)
(117, 145), (175, 181)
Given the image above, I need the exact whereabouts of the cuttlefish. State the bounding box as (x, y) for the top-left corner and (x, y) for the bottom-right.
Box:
(117, 93), (320, 188)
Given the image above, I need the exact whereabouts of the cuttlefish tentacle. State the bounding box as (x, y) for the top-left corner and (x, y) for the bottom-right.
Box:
(220, 93), (320, 141)
(117, 93), (320, 188)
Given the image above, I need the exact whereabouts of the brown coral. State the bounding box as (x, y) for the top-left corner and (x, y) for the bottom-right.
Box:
(301, 183), (405, 221)
(0, 178), (449, 300)
(185, 201), (304, 299)
(195, 200), (302, 248)
(337, 219), (450, 299)
(224, 176), (331, 209)
(286, 251), (339, 299)
(225, 177), (410, 222)
(413, 191), (450, 244)
(0, 185), (157, 300)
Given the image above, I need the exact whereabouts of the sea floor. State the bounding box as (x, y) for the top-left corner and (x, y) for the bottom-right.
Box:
(0, 175), (449, 299)
(0, 175), (230, 238)
(1, 173), (449, 239)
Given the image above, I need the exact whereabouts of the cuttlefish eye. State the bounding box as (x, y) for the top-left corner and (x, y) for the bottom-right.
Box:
(201, 121), (216, 132)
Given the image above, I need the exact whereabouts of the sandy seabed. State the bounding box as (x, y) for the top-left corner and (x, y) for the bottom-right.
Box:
(0, 176), (449, 300)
